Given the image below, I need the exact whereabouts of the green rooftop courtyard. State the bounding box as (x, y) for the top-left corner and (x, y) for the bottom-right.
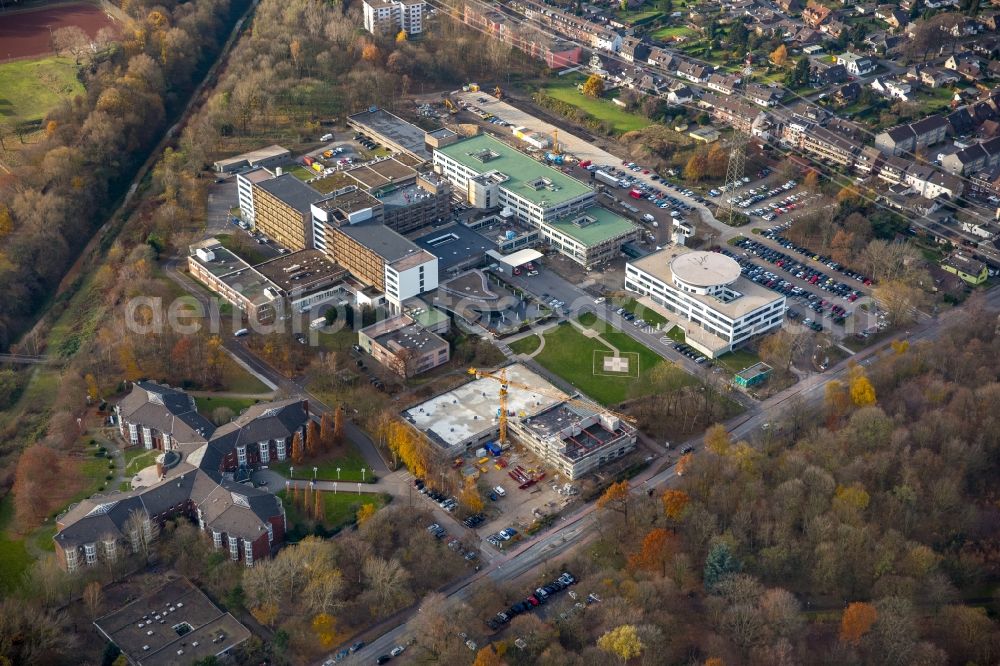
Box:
(545, 206), (638, 247)
(435, 134), (592, 207)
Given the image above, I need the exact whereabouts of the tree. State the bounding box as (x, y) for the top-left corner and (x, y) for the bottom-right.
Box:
(824, 379), (851, 427)
(683, 152), (707, 182)
(211, 406), (234, 425)
(759, 329), (806, 373)
(704, 542), (739, 591)
(311, 613), (345, 649)
(597, 480), (631, 525)
(628, 528), (675, 576)
(12, 445), (61, 530)
(361, 43), (381, 63)
(582, 74), (605, 98)
(849, 366), (877, 406)
(291, 431), (304, 464)
(333, 404), (345, 446)
(83, 581), (104, 618)
(597, 624), (644, 663)
(362, 556), (412, 616)
(704, 424), (732, 455)
(124, 509), (158, 563)
(706, 143), (729, 178)
(840, 602), (877, 645)
(873, 280), (922, 327)
(356, 503), (377, 526)
(396, 29), (407, 42)
(459, 476), (484, 514)
(52, 26), (90, 65)
(473, 645), (503, 666)
(676, 452), (693, 476)
(662, 489), (690, 521)
(803, 170), (820, 192)
(770, 44), (788, 67)
(314, 490), (325, 523)
(306, 420), (321, 456)
(320, 412), (334, 450)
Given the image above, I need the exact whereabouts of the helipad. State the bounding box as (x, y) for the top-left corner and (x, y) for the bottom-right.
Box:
(670, 251), (741, 287)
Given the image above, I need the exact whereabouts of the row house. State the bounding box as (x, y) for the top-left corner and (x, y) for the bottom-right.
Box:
(874, 115), (950, 156)
(647, 47), (677, 71)
(876, 154), (911, 185)
(620, 36), (650, 63)
(802, 0), (833, 28)
(705, 72), (742, 95)
(700, 93), (765, 134)
(854, 145), (884, 177)
(744, 83), (784, 107)
(904, 163), (965, 199)
(942, 136), (1000, 174)
(802, 125), (860, 168)
(677, 60), (714, 83)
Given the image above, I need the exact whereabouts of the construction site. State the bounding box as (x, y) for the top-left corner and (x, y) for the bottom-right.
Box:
(401, 362), (637, 480)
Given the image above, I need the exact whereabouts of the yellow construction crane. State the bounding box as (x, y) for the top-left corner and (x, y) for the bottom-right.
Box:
(468, 367), (634, 446)
(493, 85), (503, 100)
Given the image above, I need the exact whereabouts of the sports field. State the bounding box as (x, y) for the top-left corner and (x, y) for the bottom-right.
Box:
(0, 57), (84, 124)
(542, 77), (650, 135)
(0, 2), (116, 59)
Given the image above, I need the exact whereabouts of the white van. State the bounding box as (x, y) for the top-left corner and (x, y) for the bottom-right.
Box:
(234, 328), (249, 337)
(642, 213), (655, 223)
(494, 486), (506, 497)
(320, 133), (334, 142)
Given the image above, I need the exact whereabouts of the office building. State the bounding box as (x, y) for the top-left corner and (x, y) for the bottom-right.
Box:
(252, 174), (323, 250)
(626, 247), (786, 357)
(358, 313), (450, 377)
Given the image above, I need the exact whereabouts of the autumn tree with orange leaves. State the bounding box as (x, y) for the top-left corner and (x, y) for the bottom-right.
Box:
(662, 489), (690, 521)
(628, 528), (676, 576)
(291, 431), (304, 464)
(597, 480), (631, 526)
(840, 602), (877, 645)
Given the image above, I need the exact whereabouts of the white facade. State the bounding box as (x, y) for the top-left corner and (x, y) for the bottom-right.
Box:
(385, 255), (438, 310)
(363, 0), (425, 35)
(625, 249), (786, 357)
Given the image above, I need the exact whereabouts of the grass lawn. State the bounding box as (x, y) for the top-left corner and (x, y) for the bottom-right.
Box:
(665, 325), (685, 343)
(0, 495), (31, 594)
(532, 320), (680, 405)
(287, 164), (315, 181)
(651, 25), (698, 41)
(509, 334), (541, 355)
(194, 395), (263, 420)
(278, 489), (389, 533)
(0, 56), (84, 124)
(219, 357), (272, 394)
(617, 8), (662, 22)
(124, 446), (159, 474)
(614, 297), (669, 327)
(317, 328), (356, 353)
(269, 445), (375, 482)
(715, 348), (762, 374)
(542, 78), (650, 134)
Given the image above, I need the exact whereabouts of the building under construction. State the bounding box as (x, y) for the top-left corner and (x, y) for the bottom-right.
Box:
(401, 363), (637, 479)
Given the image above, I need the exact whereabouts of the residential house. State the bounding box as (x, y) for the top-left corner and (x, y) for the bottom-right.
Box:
(972, 35), (1000, 58)
(854, 145), (884, 176)
(636, 72), (668, 94)
(837, 51), (877, 76)
(676, 60), (714, 83)
(705, 72), (741, 95)
(947, 17), (980, 38)
(822, 19), (847, 38)
(882, 6), (908, 29)
(647, 47), (677, 72)
(667, 83), (695, 104)
(699, 93), (765, 133)
(865, 31), (904, 56)
(801, 125), (859, 168)
(942, 136), (1000, 174)
(802, 0), (833, 27)
(871, 77), (912, 101)
(988, 60), (1000, 80)
(620, 36), (650, 63)
(957, 60), (983, 82)
(836, 81), (861, 103)
(921, 67), (960, 88)
(874, 115), (950, 156)
(941, 253), (989, 284)
(776, 0), (802, 12)
(810, 61), (849, 87)
(744, 83), (784, 107)
(945, 52), (980, 71)
(904, 163), (965, 199)
(877, 154), (911, 184)
(978, 11), (1000, 31)
(947, 107), (976, 137)
(792, 27), (823, 45)
(592, 30), (623, 52)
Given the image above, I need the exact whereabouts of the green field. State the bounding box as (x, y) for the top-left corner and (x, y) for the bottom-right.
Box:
(124, 446), (158, 474)
(287, 164), (317, 181)
(0, 495), (30, 594)
(278, 488), (389, 532)
(542, 78), (651, 134)
(651, 25), (698, 41)
(0, 57), (84, 124)
(508, 334), (541, 355)
(531, 319), (686, 405)
(194, 395), (263, 420)
(269, 445), (375, 483)
(715, 348), (762, 374)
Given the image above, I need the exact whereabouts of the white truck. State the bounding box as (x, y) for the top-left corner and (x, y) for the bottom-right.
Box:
(309, 317), (327, 330)
(595, 170), (623, 188)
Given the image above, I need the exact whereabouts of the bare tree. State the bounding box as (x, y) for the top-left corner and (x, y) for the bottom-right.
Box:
(125, 509), (159, 563)
(362, 556), (413, 616)
(83, 581), (104, 618)
(52, 26), (91, 65)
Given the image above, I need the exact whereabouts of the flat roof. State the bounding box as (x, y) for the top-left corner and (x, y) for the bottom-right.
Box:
(374, 321), (448, 354)
(256, 174), (321, 214)
(214, 145), (289, 169)
(347, 158), (417, 191)
(188, 240), (250, 279)
(338, 222), (424, 261)
(379, 181), (439, 211)
(524, 402), (632, 461)
(414, 224), (494, 271)
(544, 206), (638, 247)
(402, 363), (567, 448)
(254, 250), (346, 293)
(630, 246), (784, 320)
(238, 167), (275, 184)
(313, 187), (381, 218)
(348, 108), (432, 160)
(435, 134), (592, 208)
(495, 248), (544, 267)
(94, 578), (251, 666)
(736, 362), (772, 380)
(671, 251), (741, 287)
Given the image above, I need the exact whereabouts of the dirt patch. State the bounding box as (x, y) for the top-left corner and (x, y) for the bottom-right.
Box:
(0, 3), (117, 59)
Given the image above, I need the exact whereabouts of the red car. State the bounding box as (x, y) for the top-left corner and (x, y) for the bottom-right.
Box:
(642, 169), (650, 174)
(527, 596), (540, 607)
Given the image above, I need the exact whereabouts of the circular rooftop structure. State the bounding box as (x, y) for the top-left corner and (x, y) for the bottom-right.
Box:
(670, 251), (741, 288)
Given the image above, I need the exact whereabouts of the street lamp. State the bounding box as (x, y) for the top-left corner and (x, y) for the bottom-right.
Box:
(361, 467), (366, 482)
(336, 467), (341, 480)
(313, 466), (318, 481)
(290, 466), (294, 479)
